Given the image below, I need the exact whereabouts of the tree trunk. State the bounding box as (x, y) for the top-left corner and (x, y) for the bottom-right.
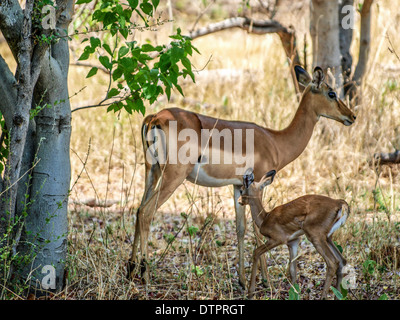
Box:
(338, 0), (354, 96)
(352, 0), (373, 85)
(0, 0), (73, 294)
(342, 0), (373, 102)
(310, 0), (343, 91)
(23, 1), (73, 293)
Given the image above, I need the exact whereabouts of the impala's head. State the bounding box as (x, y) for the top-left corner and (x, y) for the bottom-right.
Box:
(238, 169), (276, 206)
(295, 65), (356, 126)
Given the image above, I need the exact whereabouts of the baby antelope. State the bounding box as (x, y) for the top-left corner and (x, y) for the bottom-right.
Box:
(238, 169), (349, 299)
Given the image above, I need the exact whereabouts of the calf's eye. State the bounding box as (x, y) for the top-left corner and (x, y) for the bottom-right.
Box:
(328, 91), (336, 99)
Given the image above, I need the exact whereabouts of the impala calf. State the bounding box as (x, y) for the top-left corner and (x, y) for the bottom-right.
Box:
(238, 169), (349, 299)
(128, 65), (356, 288)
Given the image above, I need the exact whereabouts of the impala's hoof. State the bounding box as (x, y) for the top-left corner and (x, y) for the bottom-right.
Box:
(127, 261), (137, 280)
(126, 260), (147, 281)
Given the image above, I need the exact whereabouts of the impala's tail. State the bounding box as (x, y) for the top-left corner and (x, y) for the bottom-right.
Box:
(141, 116), (153, 162)
(328, 202), (349, 237)
(141, 115), (167, 166)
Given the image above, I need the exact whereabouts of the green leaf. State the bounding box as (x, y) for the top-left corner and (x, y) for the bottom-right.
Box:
(170, 46), (184, 64)
(125, 98), (136, 113)
(118, 46), (129, 58)
(134, 99), (145, 115)
(99, 56), (112, 70)
(334, 241), (343, 254)
(169, 34), (182, 40)
(103, 12), (118, 27)
(151, 0), (160, 10)
(120, 57), (137, 74)
(181, 56), (192, 71)
(165, 85), (171, 101)
(127, 0), (138, 9)
(120, 27), (129, 39)
(175, 84), (184, 96)
(140, 2), (153, 15)
(143, 84), (157, 100)
(112, 67), (123, 81)
(191, 265), (204, 276)
(126, 41), (137, 50)
(379, 293), (388, 300)
(124, 103), (133, 114)
(102, 43), (113, 55)
(107, 88), (120, 98)
(78, 50), (90, 61)
(141, 44), (156, 52)
(288, 284), (300, 300)
(76, 0), (93, 4)
(363, 259), (377, 275)
(188, 225), (199, 237)
(86, 67), (98, 78)
(90, 37), (101, 49)
(331, 286), (343, 300)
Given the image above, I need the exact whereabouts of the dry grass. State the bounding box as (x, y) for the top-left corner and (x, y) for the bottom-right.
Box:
(18, 0), (399, 299)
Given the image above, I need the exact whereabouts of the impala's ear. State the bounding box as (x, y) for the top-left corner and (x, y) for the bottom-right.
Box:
(259, 170), (276, 190)
(243, 168), (255, 189)
(294, 65), (312, 88)
(312, 66), (325, 88)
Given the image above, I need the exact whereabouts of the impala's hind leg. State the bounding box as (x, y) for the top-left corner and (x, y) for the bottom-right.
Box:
(327, 237), (347, 293)
(128, 162), (194, 282)
(128, 162), (160, 279)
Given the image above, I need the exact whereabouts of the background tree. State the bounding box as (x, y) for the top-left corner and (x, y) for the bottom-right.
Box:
(0, 0), (197, 295)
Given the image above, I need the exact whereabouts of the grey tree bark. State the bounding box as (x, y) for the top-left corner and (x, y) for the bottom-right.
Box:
(338, 0), (354, 96)
(310, 0), (343, 90)
(0, 0), (73, 293)
(352, 0), (373, 86)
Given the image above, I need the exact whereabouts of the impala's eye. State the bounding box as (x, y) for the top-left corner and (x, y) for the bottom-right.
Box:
(328, 91), (337, 99)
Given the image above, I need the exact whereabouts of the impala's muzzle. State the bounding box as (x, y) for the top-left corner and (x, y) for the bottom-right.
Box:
(343, 114), (356, 126)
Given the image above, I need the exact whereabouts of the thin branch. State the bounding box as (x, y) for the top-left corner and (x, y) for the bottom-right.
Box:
(190, 0), (217, 33)
(189, 17), (290, 39)
(71, 92), (130, 113)
(387, 33), (400, 62)
(188, 16), (300, 94)
(70, 62), (110, 74)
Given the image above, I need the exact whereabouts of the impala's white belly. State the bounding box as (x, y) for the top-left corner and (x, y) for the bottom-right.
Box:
(186, 163), (241, 187)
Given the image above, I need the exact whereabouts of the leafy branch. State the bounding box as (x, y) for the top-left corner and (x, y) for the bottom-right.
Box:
(72, 0), (199, 114)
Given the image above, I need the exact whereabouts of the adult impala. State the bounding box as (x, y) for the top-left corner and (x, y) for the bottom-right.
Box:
(238, 169), (349, 299)
(128, 66), (356, 287)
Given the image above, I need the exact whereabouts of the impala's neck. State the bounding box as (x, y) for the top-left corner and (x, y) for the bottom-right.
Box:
(273, 92), (318, 170)
(248, 194), (268, 228)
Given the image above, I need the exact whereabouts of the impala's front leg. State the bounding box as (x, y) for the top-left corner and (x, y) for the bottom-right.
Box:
(287, 238), (300, 284)
(234, 186), (269, 288)
(253, 222), (269, 285)
(234, 185), (247, 288)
